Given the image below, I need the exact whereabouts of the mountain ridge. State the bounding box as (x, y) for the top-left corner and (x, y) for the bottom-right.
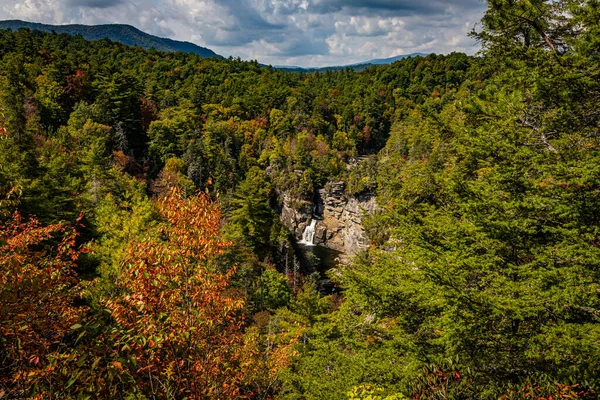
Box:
(0, 19), (221, 58)
(275, 53), (430, 72)
(353, 53), (430, 66)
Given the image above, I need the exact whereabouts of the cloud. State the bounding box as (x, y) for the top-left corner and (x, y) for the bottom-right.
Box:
(308, 0), (481, 16)
(0, 0), (487, 66)
(65, 0), (124, 8)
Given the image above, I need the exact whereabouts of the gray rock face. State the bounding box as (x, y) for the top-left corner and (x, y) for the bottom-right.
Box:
(280, 182), (376, 256)
(280, 194), (313, 239)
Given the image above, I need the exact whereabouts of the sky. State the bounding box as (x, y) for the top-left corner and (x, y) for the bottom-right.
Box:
(0, 0), (487, 67)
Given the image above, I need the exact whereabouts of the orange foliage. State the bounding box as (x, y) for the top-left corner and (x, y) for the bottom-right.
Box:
(0, 191), (299, 398)
(0, 113), (7, 139)
(65, 69), (87, 102)
(102, 188), (248, 398)
(112, 149), (131, 171)
(411, 364), (472, 399)
(140, 97), (158, 131)
(0, 213), (87, 396)
(242, 326), (302, 399)
(112, 150), (146, 179)
(254, 116), (269, 130)
(362, 125), (372, 145)
(500, 382), (597, 400)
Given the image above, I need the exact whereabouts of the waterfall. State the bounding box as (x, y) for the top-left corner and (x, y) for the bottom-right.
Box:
(299, 219), (317, 246)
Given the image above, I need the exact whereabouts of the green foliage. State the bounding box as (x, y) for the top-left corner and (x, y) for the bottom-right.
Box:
(148, 100), (199, 163)
(229, 166), (276, 256)
(345, 155), (378, 195)
(348, 385), (406, 400)
(257, 268), (292, 311)
(303, 3), (600, 397)
(290, 277), (331, 323)
(92, 172), (157, 287)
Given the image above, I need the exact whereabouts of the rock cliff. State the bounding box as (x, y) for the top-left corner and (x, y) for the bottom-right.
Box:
(280, 182), (376, 256)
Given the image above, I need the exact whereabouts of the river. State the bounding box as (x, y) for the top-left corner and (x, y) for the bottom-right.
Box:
(297, 244), (342, 294)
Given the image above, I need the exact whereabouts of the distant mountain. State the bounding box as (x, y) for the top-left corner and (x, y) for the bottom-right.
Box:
(0, 20), (221, 58)
(351, 53), (429, 66)
(276, 53), (430, 73)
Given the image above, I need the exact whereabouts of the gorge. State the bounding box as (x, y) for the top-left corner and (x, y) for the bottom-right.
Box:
(280, 181), (376, 262)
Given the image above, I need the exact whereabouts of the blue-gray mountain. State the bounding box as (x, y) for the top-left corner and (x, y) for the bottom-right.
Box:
(352, 53), (429, 66)
(276, 53), (429, 73)
(0, 20), (221, 58)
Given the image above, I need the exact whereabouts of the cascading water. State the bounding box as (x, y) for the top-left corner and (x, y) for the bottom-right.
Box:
(299, 219), (317, 246)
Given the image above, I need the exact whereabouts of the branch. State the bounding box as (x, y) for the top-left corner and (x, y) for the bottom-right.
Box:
(520, 116), (558, 153)
(514, 14), (558, 52)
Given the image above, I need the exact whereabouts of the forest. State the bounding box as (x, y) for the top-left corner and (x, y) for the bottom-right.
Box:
(1, 0), (599, 398)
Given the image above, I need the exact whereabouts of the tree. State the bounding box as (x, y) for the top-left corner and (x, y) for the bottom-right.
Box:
(34, 68), (66, 130)
(0, 213), (86, 397)
(477, 0), (567, 53)
(150, 156), (195, 197)
(229, 167), (277, 257)
(0, 54), (27, 142)
(256, 268), (292, 311)
(101, 188), (250, 398)
(285, 2), (600, 397)
(147, 100), (199, 163)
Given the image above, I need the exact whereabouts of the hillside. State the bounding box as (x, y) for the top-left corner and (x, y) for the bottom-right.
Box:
(0, 19), (221, 58)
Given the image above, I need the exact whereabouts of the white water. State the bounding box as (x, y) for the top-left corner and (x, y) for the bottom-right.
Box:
(299, 219), (317, 246)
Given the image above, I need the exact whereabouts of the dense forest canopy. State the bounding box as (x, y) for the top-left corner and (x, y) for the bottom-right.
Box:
(1, 0), (599, 398)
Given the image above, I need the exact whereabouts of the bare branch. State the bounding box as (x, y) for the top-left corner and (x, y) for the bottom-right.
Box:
(520, 116), (558, 153)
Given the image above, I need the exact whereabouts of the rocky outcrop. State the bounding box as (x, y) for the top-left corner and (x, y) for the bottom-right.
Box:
(280, 182), (376, 256)
(280, 194), (313, 239)
(314, 182), (376, 254)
